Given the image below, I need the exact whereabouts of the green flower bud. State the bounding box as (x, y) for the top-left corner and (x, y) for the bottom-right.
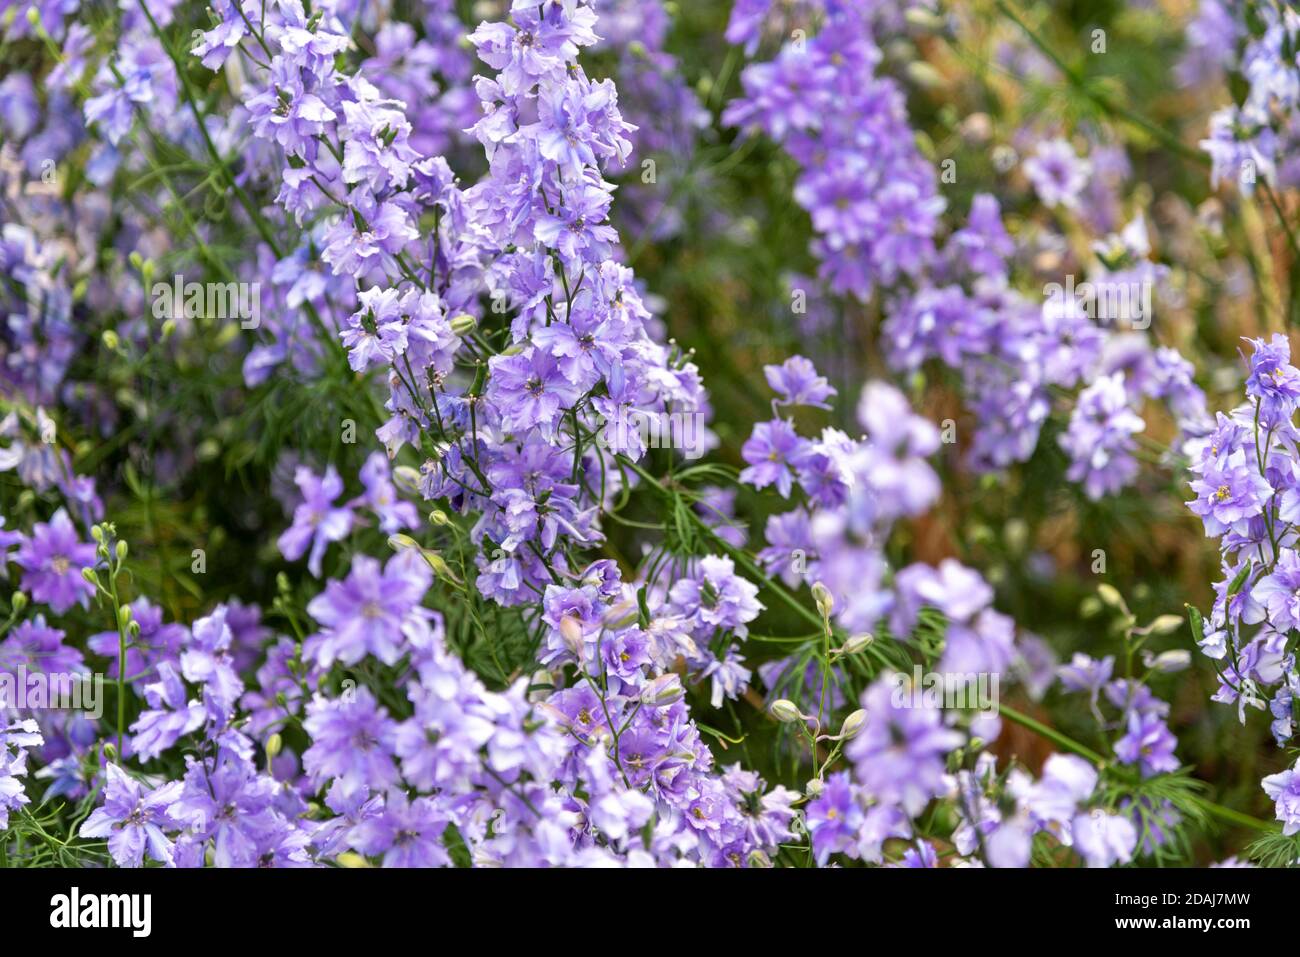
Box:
(449, 313), (477, 335)
(770, 699), (803, 723)
(811, 581), (834, 618)
(838, 708), (867, 740)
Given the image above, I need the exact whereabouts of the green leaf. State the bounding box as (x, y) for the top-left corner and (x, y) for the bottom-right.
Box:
(1185, 603), (1205, 646)
(1227, 561), (1252, 597)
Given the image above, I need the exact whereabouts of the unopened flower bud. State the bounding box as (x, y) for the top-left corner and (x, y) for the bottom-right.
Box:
(423, 551), (458, 582)
(905, 61), (946, 90)
(640, 673), (683, 707)
(804, 777), (824, 798)
(770, 699), (802, 723)
(11, 592), (27, 613)
(1144, 650), (1192, 674)
(392, 466), (421, 495)
(449, 313), (477, 335)
(1144, 615), (1184, 636)
(559, 615), (586, 656)
(81, 567), (100, 587)
(428, 509), (450, 526)
(115, 540), (128, 562)
(387, 533), (420, 552)
(601, 600), (639, 630)
(265, 733), (283, 760)
(838, 708), (867, 740)
(1097, 584), (1124, 609)
(811, 582), (834, 618)
(840, 633), (873, 655)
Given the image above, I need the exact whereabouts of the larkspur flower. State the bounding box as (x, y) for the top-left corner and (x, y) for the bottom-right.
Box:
(1261, 760), (1300, 835)
(1114, 711), (1180, 777)
(304, 553), (432, 667)
(14, 507), (95, 613)
(1023, 138), (1091, 210)
(846, 677), (964, 818)
(277, 465), (355, 577)
(79, 763), (184, 868)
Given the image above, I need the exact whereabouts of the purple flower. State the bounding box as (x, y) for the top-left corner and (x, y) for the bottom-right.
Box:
(0, 614), (84, 675)
(846, 677), (964, 817)
(354, 451), (419, 533)
(130, 661), (204, 761)
(667, 555), (763, 637)
(14, 507), (95, 613)
(1261, 760), (1300, 835)
(948, 193), (1014, 277)
(303, 687), (400, 796)
(1114, 711), (1180, 777)
(1071, 809), (1138, 868)
(764, 355), (836, 409)
(341, 287), (409, 372)
(79, 763), (184, 867)
(891, 559), (993, 637)
(1060, 372), (1145, 500)
(1058, 653), (1114, 711)
(349, 791), (450, 867)
(1024, 138), (1090, 210)
(1187, 447), (1273, 537)
(805, 771), (863, 865)
(488, 348), (584, 435)
(1245, 334), (1300, 422)
(88, 597), (186, 680)
(1250, 550), (1300, 632)
(305, 553), (432, 668)
(277, 465), (354, 577)
(174, 752), (287, 867)
(739, 419), (810, 497)
(0, 719), (42, 829)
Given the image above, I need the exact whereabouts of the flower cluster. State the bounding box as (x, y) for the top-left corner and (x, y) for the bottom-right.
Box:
(0, 0), (1292, 874)
(725, 1), (1211, 501)
(1190, 3), (1300, 194)
(1187, 336), (1300, 836)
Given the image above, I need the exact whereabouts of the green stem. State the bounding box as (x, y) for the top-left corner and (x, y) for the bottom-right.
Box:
(109, 572), (128, 757)
(994, 0), (1208, 167)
